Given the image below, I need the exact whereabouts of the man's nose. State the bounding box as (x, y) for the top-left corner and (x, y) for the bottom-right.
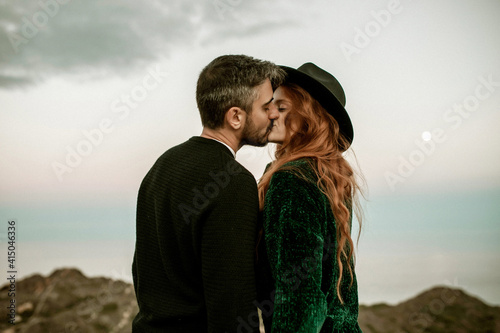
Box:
(268, 103), (280, 120)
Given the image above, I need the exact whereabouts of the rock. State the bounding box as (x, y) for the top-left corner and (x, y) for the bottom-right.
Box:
(1, 268), (499, 332)
(0, 268), (138, 333)
(18, 302), (34, 315)
(358, 286), (500, 333)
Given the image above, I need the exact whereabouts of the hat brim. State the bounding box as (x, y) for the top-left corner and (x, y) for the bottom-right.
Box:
(279, 66), (354, 148)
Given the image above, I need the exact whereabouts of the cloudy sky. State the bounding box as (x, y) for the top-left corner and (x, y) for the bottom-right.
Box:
(1, 0), (499, 305)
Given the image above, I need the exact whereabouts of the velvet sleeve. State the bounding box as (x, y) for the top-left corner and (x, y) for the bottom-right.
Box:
(264, 170), (328, 332)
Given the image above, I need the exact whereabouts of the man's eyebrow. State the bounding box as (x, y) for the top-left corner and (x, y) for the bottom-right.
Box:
(262, 97), (274, 106)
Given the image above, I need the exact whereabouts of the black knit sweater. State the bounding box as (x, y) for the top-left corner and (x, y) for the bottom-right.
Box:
(132, 137), (260, 332)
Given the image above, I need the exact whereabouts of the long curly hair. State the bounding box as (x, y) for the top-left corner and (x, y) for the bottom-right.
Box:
(258, 83), (364, 304)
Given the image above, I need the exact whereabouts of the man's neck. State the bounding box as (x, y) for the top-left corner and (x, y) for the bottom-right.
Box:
(200, 127), (239, 155)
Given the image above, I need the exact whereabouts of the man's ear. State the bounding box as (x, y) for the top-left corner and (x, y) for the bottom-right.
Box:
(225, 107), (246, 130)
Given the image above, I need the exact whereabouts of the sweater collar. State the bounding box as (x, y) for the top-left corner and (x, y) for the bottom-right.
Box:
(209, 139), (236, 158)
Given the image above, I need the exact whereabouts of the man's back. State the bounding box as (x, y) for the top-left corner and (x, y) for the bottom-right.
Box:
(132, 136), (260, 332)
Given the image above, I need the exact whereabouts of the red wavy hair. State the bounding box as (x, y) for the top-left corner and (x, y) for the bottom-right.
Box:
(258, 83), (363, 304)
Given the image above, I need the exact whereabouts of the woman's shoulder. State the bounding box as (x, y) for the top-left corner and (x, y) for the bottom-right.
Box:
(281, 158), (312, 168)
(275, 158), (316, 180)
(266, 159), (325, 213)
(268, 158), (319, 192)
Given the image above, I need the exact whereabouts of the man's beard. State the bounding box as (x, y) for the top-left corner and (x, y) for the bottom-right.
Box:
(241, 118), (273, 147)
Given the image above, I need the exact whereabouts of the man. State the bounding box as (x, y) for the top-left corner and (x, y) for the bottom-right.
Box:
(132, 55), (285, 332)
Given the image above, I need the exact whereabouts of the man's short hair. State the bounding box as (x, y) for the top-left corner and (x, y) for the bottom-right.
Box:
(196, 55), (285, 129)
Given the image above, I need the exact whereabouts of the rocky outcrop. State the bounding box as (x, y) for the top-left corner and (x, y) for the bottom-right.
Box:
(359, 286), (500, 333)
(1, 268), (499, 332)
(0, 268), (137, 333)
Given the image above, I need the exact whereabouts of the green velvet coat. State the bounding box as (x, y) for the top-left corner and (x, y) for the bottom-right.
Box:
(262, 159), (362, 332)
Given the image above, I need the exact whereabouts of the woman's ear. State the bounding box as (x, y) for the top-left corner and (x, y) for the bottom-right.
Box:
(225, 107), (246, 130)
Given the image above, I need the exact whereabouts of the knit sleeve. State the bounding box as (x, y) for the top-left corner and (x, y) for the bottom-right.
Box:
(264, 170), (328, 332)
(200, 168), (260, 332)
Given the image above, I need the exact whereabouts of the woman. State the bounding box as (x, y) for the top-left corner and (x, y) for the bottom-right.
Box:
(257, 63), (363, 332)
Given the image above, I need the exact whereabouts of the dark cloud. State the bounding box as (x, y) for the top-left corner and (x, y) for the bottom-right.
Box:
(0, 0), (292, 89)
(0, 74), (34, 89)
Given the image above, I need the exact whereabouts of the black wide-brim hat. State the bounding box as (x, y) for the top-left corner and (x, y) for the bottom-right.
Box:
(280, 63), (354, 150)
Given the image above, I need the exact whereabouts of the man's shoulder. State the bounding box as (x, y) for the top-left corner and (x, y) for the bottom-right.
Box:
(151, 137), (255, 183)
(158, 136), (200, 157)
(158, 136), (235, 161)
